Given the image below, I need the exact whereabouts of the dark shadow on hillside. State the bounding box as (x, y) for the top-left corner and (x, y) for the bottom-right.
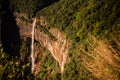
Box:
(1, 0), (21, 56)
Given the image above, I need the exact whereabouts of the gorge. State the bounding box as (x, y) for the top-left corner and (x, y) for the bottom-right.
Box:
(0, 0), (120, 80)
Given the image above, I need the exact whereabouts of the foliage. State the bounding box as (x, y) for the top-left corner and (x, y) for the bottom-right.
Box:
(36, 51), (61, 80)
(37, 23), (57, 41)
(37, 0), (120, 39)
(0, 41), (34, 79)
(0, 42), (18, 79)
(10, 0), (59, 16)
(36, 0), (120, 79)
(0, 0), (120, 79)
(11, 0), (37, 16)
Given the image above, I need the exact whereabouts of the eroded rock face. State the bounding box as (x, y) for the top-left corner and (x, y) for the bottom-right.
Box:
(15, 13), (70, 75)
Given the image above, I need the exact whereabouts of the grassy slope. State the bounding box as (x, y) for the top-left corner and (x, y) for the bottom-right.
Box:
(36, 0), (120, 79)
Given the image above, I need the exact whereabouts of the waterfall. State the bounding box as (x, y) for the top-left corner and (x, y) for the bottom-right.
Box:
(31, 18), (36, 73)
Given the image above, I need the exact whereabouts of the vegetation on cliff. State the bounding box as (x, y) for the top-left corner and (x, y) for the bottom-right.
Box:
(36, 0), (120, 79)
(0, 0), (120, 80)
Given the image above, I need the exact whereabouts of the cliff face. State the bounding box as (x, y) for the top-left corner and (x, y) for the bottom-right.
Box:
(14, 12), (70, 75)
(0, 0), (120, 80)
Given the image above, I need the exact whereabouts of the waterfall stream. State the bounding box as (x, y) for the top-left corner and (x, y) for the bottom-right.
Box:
(31, 18), (36, 73)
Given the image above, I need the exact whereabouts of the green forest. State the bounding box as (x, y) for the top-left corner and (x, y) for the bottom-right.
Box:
(0, 0), (120, 80)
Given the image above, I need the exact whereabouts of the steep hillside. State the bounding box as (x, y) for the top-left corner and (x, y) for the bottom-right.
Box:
(36, 0), (120, 79)
(0, 0), (120, 80)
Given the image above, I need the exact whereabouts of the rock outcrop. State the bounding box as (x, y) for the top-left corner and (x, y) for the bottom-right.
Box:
(14, 13), (70, 75)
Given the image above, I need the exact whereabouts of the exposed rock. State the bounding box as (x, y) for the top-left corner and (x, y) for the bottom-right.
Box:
(15, 13), (70, 75)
